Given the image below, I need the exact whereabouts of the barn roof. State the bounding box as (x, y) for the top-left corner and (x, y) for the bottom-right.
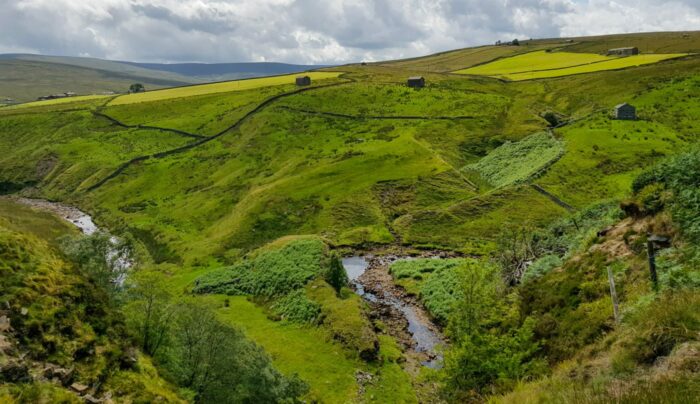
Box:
(615, 102), (634, 109)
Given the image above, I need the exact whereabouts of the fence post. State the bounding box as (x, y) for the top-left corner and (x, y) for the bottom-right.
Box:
(607, 266), (620, 324)
(647, 240), (658, 289)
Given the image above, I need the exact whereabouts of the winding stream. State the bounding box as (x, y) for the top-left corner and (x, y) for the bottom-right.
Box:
(343, 255), (444, 369)
(9, 197), (132, 282)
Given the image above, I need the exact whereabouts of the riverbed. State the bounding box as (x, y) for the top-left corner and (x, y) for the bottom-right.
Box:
(343, 255), (445, 369)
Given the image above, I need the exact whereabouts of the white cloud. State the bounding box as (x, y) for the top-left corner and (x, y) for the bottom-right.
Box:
(0, 0), (697, 64)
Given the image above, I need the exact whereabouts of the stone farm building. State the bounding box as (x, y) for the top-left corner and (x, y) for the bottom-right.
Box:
(296, 76), (311, 86)
(607, 47), (639, 56)
(614, 103), (637, 120)
(407, 76), (425, 88)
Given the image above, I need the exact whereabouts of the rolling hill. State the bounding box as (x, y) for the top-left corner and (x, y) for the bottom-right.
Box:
(0, 54), (329, 103)
(1, 31), (699, 403)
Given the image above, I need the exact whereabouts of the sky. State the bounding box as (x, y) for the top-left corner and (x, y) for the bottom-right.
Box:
(0, 0), (698, 64)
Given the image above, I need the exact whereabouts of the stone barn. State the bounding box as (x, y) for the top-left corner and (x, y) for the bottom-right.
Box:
(607, 47), (639, 56)
(614, 103), (636, 120)
(296, 76), (311, 86)
(407, 76), (425, 88)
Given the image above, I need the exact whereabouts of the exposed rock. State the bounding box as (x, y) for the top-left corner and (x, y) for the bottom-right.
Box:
(83, 394), (102, 403)
(119, 346), (139, 370)
(44, 365), (74, 386)
(71, 382), (90, 393)
(0, 315), (11, 332)
(0, 335), (12, 353)
(20, 307), (28, 316)
(1, 360), (32, 383)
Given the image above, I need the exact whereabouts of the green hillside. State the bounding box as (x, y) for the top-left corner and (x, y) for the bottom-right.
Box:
(1, 31), (700, 403)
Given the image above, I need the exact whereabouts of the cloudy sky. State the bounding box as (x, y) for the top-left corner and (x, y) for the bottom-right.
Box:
(0, 0), (698, 64)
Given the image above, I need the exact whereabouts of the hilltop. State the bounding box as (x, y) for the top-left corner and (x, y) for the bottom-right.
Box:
(0, 31), (699, 402)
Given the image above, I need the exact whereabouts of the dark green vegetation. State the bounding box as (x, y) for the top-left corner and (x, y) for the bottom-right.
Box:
(1, 32), (700, 402)
(0, 200), (183, 402)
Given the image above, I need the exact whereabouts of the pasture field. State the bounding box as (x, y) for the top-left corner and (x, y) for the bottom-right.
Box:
(7, 94), (111, 109)
(109, 71), (342, 105)
(456, 50), (689, 80)
(379, 43), (556, 72)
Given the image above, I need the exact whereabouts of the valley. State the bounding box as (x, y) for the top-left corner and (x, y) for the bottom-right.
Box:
(1, 32), (700, 403)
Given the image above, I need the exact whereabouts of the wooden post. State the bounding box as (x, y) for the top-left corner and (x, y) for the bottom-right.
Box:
(607, 266), (620, 324)
(647, 240), (658, 289)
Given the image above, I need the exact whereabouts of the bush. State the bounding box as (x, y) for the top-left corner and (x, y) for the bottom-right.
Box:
(193, 239), (327, 297)
(521, 254), (562, 283)
(271, 289), (321, 324)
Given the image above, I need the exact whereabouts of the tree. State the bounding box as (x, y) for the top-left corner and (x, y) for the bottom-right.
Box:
(443, 265), (544, 397)
(164, 301), (308, 403)
(512, 38), (520, 46)
(123, 270), (174, 357)
(325, 253), (348, 294)
(495, 226), (537, 286)
(59, 232), (131, 301)
(129, 83), (145, 93)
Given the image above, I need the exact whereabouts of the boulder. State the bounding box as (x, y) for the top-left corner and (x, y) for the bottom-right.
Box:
(0, 315), (11, 332)
(119, 347), (138, 370)
(71, 382), (90, 393)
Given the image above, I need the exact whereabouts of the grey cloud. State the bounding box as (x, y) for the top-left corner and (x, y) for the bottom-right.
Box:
(0, 0), (698, 64)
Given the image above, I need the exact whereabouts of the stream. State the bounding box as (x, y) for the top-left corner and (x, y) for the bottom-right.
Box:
(343, 255), (445, 369)
(9, 197), (132, 282)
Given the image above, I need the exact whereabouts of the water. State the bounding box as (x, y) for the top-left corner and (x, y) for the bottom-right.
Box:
(12, 197), (132, 284)
(342, 255), (443, 368)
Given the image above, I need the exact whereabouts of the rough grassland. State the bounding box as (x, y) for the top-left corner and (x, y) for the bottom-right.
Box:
(456, 51), (688, 80)
(379, 43), (556, 72)
(466, 132), (563, 188)
(109, 72), (342, 105)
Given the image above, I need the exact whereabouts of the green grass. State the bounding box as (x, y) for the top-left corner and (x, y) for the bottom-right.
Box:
(456, 51), (689, 80)
(211, 294), (361, 403)
(109, 72), (342, 105)
(538, 115), (686, 208)
(0, 198), (78, 246)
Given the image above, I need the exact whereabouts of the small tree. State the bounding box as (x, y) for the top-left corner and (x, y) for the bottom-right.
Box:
(129, 83), (145, 93)
(325, 253), (348, 294)
(123, 270), (174, 357)
(512, 38), (520, 46)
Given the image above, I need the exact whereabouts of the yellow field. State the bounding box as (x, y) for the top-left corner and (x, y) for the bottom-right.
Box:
(8, 94), (111, 109)
(454, 51), (688, 80)
(109, 72), (343, 105)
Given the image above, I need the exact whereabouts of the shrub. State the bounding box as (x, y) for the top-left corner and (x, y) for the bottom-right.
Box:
(521, 254), (562, 283)
(271, 289), (321, 324)
(193, 239), (327, 297)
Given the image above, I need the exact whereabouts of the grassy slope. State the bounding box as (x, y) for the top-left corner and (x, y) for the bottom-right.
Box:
(0, 199), (183, 402)
(0, 59), (190, 103)
(1, 32), (699, 402)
